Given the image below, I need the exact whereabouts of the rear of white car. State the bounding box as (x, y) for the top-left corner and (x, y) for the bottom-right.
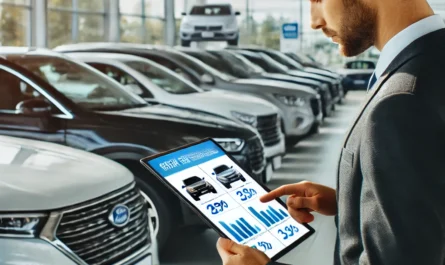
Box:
(180, 4), (240, 46)
(0, 136), (158, 265)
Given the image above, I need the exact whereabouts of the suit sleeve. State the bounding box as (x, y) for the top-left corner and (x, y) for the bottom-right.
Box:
(267, 262), (290, 265)
(358, 93), (445, 265)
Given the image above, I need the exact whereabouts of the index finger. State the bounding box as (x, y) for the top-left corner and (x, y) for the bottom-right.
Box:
(260, 184), (305, 202)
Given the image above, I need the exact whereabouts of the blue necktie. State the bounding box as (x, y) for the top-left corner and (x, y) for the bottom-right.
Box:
(367, 72), (377, 91)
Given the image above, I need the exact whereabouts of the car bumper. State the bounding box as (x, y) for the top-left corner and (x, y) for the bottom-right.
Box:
(264, 134), (285, 159)
(180, 30), (239, 41)
(0, 238), (158, 265)
(281, 106), (318, 137)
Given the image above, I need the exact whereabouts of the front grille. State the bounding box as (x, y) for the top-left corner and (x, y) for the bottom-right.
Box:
(310, 98), (321, 116)
(256, 114), (281, 147)
(56, 185), (150, 265)
(247, 137), (265, 173)
(194, 25), (223, 31)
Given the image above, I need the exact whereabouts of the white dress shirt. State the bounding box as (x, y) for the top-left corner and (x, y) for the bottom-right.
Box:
(368, 14), (445, 90)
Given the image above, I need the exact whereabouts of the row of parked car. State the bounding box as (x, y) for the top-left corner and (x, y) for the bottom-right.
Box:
(0, 43), (346, 265)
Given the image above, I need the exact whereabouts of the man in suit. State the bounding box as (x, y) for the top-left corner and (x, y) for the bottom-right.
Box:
(216, 0), (445, 264)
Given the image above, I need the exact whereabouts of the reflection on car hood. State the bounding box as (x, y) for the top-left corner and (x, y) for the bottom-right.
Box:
(234, 78), (317, 95)
(165, 90), (278, 117)
(189, 180), (208, 189)
(288, 70), (335, 83)
(217, 168), (236, 178)
(112, 104), (244, 129)
(0, 136), (133, 211)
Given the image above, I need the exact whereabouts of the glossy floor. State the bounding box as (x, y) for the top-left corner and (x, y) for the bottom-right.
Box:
(161, 91), (367, 265)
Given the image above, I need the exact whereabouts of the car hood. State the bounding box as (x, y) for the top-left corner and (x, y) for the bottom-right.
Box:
(0, 136), (133, 211)
(184, 15), (234, 26)
(288, 70), (335, 83)
(234, 78), (317, 95)
(188, 180), (208, 189)
(164, 90), (278, 117)
(261, 73), (322, 87)
(304, 67), (340, 79)
(216, 168), (236, 178)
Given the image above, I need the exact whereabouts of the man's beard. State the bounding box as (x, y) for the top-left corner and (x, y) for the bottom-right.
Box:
(336, 0), (377, 57)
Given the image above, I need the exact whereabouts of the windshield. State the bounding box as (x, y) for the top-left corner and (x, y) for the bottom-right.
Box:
(167, 51), (236, 82)
(184, 51), (239, 78)
(7, 55), (146, 111)
(266, 51), (305, 70)
(183, 176), (202, 185)
(259, 53), (290, 73)
(214, 165), (229, 174)
(238, 52), (285, 74)
(190, 5), (231, 15)
(209, 51), (255, 78)
(125, 60), (202, 94)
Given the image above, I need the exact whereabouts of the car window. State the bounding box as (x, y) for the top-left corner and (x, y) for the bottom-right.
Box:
(144, 55), (199, 85)
(87, 63), (153, 98)
(0, 68), (60, 114)
(267, 51), (305, 70)
(6, 55), (147, 111)
(183, 176), (201, 186)
(125, 60), (201, 95)
(210, 51), (252, 78)
(214, 165), (229, 174)
(190, 5), (231, 16)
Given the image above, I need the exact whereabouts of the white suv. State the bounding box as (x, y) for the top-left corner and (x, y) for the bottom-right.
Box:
(0, 136), (158, 265)
(180, 4), (240, 47)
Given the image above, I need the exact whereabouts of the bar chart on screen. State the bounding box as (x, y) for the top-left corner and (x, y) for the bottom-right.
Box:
(219, 217), (262, 242)
(247, 204), (289, 228)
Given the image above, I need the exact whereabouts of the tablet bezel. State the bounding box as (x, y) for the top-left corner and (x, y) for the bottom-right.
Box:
(140, 137), (315, 261)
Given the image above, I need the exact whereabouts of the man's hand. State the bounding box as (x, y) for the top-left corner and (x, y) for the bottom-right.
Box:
(216, 237), (270, 265)
(260, 181), (337, 223)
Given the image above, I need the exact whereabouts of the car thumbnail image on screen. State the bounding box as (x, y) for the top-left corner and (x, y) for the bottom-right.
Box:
(212, 164), (246, 189)
(182, 176), (217, 201)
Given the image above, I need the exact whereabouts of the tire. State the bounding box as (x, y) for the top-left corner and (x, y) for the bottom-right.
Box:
(224, 183), (232, 189)
(135, 177), (177, 251)
(210, 187), (217, 193)
(227, 38), (239, 46)
(240, 176), (246, 182)
(285, 136), (302, 149)
(193, 195), (200, 201)
(181, 39), (191, 47)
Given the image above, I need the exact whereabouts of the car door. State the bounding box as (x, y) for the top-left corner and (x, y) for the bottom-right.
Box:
(0, 66), (67, 145)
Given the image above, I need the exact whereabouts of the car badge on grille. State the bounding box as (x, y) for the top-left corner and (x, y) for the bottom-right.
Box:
(108, 204), (131, 227)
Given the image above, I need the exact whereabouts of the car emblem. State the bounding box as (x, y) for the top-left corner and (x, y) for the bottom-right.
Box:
(108, 204), (130, 227)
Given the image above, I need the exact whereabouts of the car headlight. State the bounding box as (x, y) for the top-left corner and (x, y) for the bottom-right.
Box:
(231, 111), (257, 127)
(186, 187), (196, 192)
(214, 138), (245, 152)
(274, 94), (307, 107)
(182, 22), (193, 30)
(226, 20), (237, 29)
(321, 83), (329, 91)
(0, 215), (47, 237)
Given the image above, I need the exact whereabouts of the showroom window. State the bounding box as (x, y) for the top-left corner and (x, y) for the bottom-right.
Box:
(48, 0), (106, 48)
(0, 0), (32, 46)
(119, 0), (165, 44)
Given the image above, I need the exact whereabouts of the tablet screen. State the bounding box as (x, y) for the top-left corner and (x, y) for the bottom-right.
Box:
(143, 139), (313, 259)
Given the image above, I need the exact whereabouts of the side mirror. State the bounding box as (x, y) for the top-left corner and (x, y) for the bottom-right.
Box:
(231, 166), (233, 168)
(202, 177), (205, 180)
(182, 185), (186, 189)
(124, 84), (144, 95)
(201, 74), (215, 84)
(235, 11), (241, 16)
(16, 98), (52, 116)
(181, 12), (187, 16)
(212, 172), (215, 175)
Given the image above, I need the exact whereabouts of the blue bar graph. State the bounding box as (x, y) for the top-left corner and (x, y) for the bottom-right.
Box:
(220, 218), (261, 243)
(249, 205), (288, 227)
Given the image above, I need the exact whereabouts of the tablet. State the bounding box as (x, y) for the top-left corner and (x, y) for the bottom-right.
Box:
(140, 138), (314, 260)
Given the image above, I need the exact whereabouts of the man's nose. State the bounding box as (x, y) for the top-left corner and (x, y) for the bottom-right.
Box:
(310, 2), (326, 30)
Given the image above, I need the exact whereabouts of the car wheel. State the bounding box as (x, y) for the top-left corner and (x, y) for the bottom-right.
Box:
(181, 39), (191, 47)
(135, 178), (176, 250)
(210, 186), (217, 193)
(240, 176), (246, 182)
(224, 183), (232, 189)
(227, 38), (239, 46)
(285, 136), (302, 149)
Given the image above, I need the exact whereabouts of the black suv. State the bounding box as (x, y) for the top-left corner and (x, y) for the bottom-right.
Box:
(182, 176), (217, 201)
(0, 48), (266, 249)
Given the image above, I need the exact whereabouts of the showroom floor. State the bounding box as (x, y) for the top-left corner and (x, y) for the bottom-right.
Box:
(161, 91), (367, 265)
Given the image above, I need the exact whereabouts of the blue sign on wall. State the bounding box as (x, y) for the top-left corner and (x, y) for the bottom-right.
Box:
(282, 23), (299, 39)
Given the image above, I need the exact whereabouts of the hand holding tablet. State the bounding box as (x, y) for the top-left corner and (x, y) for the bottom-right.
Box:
(140, 138), (315, 261)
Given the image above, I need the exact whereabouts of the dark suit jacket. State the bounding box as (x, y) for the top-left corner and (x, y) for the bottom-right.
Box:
(269, 28), (445, 265)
